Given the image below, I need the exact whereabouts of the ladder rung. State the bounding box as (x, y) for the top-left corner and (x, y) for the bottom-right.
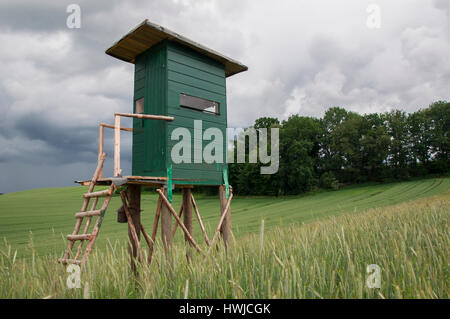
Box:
(83, 189), (112, 198)
(75, 210), (103, 218)
(67, 234), (92, 241)
(58, 258), (82, 265)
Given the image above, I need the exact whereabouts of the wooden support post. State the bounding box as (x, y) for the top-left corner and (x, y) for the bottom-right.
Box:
(182, 188), (193, 261)
(119, 193), (141, 253)
(113, 114), (121, 176)
(219, 185), (232, 248)
(148, 195), (162, 264)
(206, 191), (233, 257)
(157, 189), (203, 255)
(160, 188), (172, 260)
(126, 185), (142, 273)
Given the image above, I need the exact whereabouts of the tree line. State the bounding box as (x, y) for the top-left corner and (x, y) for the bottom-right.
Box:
(229, 101), (449, 196)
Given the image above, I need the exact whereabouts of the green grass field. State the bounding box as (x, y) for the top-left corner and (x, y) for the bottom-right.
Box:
(0, 187), (448, 298)
(0, 177), (449, 259)
(0, 178), (449, 298)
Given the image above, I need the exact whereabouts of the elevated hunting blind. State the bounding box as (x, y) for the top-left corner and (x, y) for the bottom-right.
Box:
(106, 20), (248, 185)
(59, 20), (247, 269)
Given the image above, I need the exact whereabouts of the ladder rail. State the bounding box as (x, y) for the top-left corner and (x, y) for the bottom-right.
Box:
(81, 184), (115, 264)
(74, 197), (99, 260)
(61, 153), (107, 262)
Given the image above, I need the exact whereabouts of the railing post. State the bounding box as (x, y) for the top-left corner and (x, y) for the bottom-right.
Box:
(110, 112), (173, 178)
(98, 124), (104, 178)
(114, 114), (121, 176)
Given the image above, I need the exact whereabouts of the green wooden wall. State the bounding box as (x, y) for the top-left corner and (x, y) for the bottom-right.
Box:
(132, 40), (227, 185)
(132, 42), (167, 177)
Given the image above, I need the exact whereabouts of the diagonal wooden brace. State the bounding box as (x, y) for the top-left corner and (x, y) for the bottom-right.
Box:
(139, 223), (152, 249)
(170, 202), (184, 241)
(191, 194), (211, 247)
(205, 191), (233, 257)
(156, 189), (203, 255)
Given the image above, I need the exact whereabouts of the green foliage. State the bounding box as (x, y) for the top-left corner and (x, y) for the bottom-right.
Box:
(230, 101), (450, 195)
(254, 117), (280, 129)
(319, 172), (339, 190)
(278, 115), (321, 194)
(426, 101), (450, 168)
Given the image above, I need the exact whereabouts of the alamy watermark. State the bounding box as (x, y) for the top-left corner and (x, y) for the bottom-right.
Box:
(66, 4), (81, 29)
(366, 264), (381, 289)
(170, 120), (279, 174)
(66, 264), (81, 289)
(366, 4), (381, 29)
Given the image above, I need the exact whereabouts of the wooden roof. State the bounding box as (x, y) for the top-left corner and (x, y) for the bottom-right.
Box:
(105, 19), (248, 78)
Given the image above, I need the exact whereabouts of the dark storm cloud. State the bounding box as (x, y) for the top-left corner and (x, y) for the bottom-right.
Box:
(0, 1), (67, 32)
(16, 113), (96, 154)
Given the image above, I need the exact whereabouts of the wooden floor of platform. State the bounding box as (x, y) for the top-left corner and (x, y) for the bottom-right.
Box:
(75, 176), (194, 188)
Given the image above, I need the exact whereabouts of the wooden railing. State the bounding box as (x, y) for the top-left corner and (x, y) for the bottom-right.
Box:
(98, 123), (133, 178)
(98, 112), (174, 177)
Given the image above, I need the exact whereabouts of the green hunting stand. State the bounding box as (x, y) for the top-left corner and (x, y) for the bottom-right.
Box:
(58, 20), (247, 269)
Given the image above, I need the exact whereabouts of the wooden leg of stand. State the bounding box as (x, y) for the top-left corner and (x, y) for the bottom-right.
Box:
(182, 188), (193, 262)
(148, 194), (162, 265)
(160, 188), (172, 262)
(219, 185), (232, 249)
(206, 191), (233, 257)
(120, 187), (142, 274)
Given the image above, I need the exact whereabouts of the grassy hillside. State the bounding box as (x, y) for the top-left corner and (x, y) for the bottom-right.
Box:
(0, 177), (449, 259)
(0, 193), (448, 298)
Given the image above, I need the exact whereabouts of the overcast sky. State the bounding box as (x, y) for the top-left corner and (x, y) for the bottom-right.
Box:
(0, 0), (449, 193)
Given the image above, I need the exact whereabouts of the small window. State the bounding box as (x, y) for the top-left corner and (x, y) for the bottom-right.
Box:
(180, 93), (219, 115)
(135, 98), (144, 114)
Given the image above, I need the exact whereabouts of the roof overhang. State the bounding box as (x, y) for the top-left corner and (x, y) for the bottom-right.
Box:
(105, 19), (248, 78)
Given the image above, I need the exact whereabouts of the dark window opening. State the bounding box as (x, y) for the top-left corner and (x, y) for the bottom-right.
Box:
(180, 93), (219, 115)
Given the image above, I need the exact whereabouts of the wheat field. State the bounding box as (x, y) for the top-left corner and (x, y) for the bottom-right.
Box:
(0, 192), (448, 299)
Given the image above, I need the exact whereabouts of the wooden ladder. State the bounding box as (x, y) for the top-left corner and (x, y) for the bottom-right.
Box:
(58, 153), (115, 266)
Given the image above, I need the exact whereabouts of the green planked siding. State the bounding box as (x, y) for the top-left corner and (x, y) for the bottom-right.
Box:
(166, 42), (227, 185)
(132, 42), (167, 177)
(132, 40), (227, 185)
(131, 55), (146, 175)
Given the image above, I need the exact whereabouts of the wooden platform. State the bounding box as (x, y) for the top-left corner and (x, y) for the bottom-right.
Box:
(75, 176), (194, 188)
